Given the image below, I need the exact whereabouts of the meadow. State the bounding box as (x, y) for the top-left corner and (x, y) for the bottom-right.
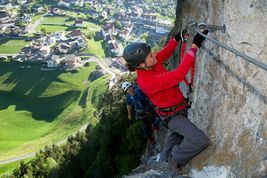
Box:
(36, 16), (101, 34)
(0, 61), (108, 162)
(0, 38), (30, 54)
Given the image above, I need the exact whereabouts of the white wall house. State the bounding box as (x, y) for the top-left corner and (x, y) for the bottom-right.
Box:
(58, 1), (70, 8)
(57, 43), (70, 54)
(47, 55), (62, 68)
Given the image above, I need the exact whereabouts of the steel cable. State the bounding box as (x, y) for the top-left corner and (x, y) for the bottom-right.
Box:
(195, 28), (267, 71)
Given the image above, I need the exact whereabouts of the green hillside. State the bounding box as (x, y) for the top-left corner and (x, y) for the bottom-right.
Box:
(0, 61), (109, 161)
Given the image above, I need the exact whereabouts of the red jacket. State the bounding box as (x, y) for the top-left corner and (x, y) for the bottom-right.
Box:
(136, 38), (196, 117)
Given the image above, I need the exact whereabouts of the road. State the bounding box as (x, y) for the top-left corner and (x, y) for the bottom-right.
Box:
(0, 53), (19, 57)
(0, 56), (118, 165)
(27, 14), (45, 34)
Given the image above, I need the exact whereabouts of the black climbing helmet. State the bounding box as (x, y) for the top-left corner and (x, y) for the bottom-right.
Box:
(123, 42), (151, 68)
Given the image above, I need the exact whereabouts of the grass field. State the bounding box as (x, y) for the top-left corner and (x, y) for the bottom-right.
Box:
(0, 39), (30, 54)
(31, 14), (43, 23)
(0, 61), (109, 168)
(35, 16), (101, 34)
(36, 16), (75, 33)
(83, 38), (105, 58)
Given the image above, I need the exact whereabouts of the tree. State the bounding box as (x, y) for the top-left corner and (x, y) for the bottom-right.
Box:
(115, 21), (122, 30)
(43, 5), (49, 13)
(40, 28), (47, 35)
(86, 31), (94, 39)
(15, 21), (26, 27)
(141, 32), (149, 43)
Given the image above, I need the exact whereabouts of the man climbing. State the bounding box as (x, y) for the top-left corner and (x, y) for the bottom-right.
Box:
(122, 29), (210, 174)
(121, 81), (160, 145)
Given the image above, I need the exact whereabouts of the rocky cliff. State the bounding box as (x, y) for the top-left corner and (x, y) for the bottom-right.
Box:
(124, 0), (267, 177)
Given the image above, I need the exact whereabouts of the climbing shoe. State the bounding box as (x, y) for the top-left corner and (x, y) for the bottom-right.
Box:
(169, 156), (183, 175)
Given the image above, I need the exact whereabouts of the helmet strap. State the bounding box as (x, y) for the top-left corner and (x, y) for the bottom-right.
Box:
(136, 65), (153, 70)
(135, 61), (154, 70)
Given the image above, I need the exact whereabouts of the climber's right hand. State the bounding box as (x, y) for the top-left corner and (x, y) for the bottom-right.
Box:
(193, 29), (209, 48)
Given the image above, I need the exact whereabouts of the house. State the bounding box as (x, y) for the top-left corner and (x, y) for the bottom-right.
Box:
(141, 13), (157, 23)
(0, 0), (8, 5)
(57, 43), (71, 54)
(53, 31), (67, 42)
(9, 25), (23, 36)
(67, 30), (83, 40)
(32, 38), (43, 47)
(47, 55), (62, 68)
(0, 21), (14, 32)
(100, 11), (107, 19)
(58, 1), (70, 8)
(74, 19), (83, 27)
(0, 11), (9, 22)
(19, 15), (32, 23)
(38, 36), (56, 46)
(62, 54), (81, 68)
(155, 24), (171, 34)
(116, 0), (123, 6)
(39, 46), (51, 56)
(17, 0), (27, 4)
(68, 37), (86, 50)
(144, 24), (155, 30)
(119, 29), (131, 40)
(115, 56), (127, 71)
(128, 12), (140, 21)
(73, 0), (84, 7)
(32, 5), (44, 13)
(47, 59), (59, 68)
(51, 8), (65, 16)
(87, 10), (98, 18)
(101, 23), (115, 37)
(105, 34), (116, 44)
(21, 46), (36, 55)
(76, 37), (86, 48)
(119, 17), (131, 26)
(68, 40), (76, 48)
(109, 43), (120, 56)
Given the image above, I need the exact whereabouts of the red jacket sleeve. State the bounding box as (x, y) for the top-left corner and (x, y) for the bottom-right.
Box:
(143, 52), (195, 95)
(155, 38), (179, 64)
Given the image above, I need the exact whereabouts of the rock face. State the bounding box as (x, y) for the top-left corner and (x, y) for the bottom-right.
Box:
(124, 0), (267, 177)
(175, 0), (267, 177)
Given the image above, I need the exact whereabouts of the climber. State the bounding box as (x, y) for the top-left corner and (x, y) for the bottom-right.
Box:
(121, 81), (160, 145)
(122, 29), (210, 174)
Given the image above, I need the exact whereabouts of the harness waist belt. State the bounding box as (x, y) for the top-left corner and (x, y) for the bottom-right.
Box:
(155, 100), (188, 113)
(163, 109), (187, 127)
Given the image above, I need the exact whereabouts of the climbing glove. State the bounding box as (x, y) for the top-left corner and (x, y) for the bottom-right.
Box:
(193, 29), (209, 48)
(174, 28), (189, 42)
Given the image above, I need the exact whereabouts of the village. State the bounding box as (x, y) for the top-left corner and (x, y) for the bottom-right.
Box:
(0, 0), (175, 71)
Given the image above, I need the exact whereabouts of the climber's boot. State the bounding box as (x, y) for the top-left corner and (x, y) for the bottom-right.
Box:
(169, 156), (183, 175)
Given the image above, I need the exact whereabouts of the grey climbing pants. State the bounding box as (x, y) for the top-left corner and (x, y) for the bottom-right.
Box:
(160, 112), (209, 166)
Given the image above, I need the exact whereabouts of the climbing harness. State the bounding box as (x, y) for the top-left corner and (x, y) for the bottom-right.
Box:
(153, 99), (188, 130)
(154, 99), (189, 129)
(154, 100), (188, 114)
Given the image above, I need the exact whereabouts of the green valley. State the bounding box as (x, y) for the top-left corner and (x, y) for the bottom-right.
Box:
(0, 61), (108, 161)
